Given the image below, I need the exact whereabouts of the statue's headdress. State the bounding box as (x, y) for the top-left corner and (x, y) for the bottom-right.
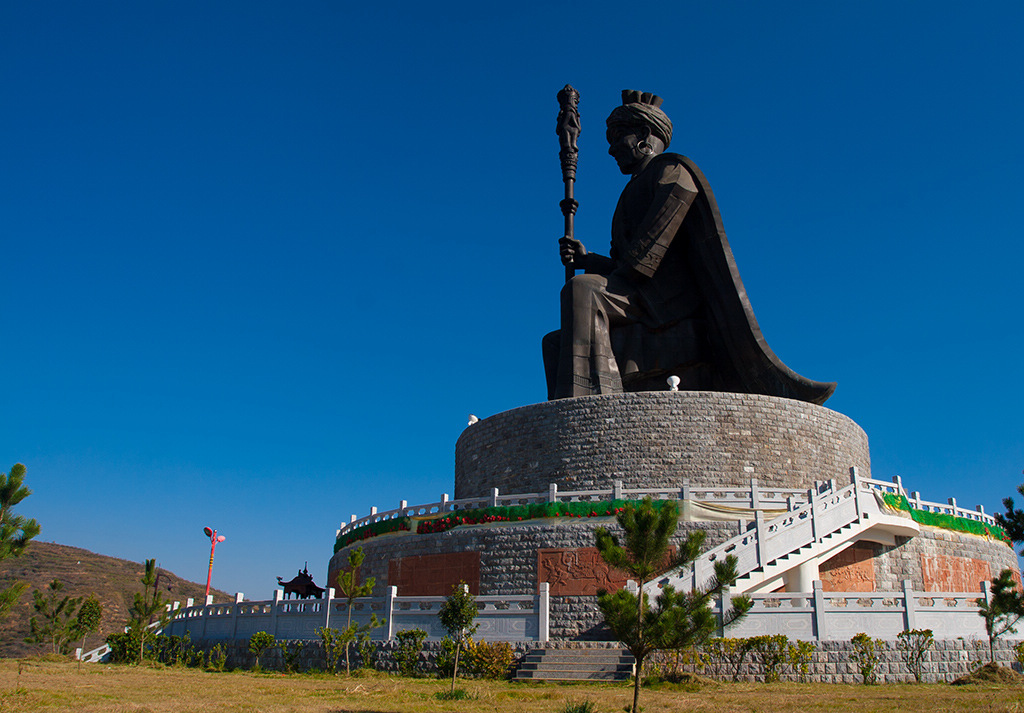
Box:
(606, 89), (673, 148)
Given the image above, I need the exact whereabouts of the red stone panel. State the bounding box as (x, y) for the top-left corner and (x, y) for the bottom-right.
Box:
(538, 547), (628, 595)
(920, 553), (991, 592)
(387, 552), (480, 596)
(537, 546), (676, 595)
(819, 545), (876, 592)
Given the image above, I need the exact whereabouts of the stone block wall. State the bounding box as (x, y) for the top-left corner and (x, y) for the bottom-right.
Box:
(173, 636), (1018, 684)
(455, 391), (871, 498)
(330, 518), (740, 639)
(650, 638), (1018, 684)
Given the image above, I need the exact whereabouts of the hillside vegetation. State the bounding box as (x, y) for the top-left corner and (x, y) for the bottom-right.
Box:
(0, 542), (229, 658)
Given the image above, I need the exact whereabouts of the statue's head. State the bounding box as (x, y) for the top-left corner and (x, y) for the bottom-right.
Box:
(605, 90), (673, 175)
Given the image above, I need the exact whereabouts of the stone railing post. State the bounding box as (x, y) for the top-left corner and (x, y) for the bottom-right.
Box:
(490, 488), (499, 508)
(812, 580), (826, 641)
(548, 483), (558, 503)
(230, 592), (244, 640)
(385, 586), (397, 640)
(809, 486), (821, 542)
(201, 595), (212, 640)
(750, 478), (762, 510)
(754, 510), (766, 568)
(948, 497), (958, 517)
(850, 466), (864, 525)
(681, 480), (690, 502)
(613, 480), (623, 501)
(324, 587), (335, 630)
(186, 597), (194, 609)
(976, 504), (986, 522)
(399, 499), (408, 515)
(902, 580), (916, 631)
(538, 582), (550, 642)
(272, 589), (283, 638)
(718, 586), (732, 637)
(440, 493), (450, 513)
(892, 474), (904, 495)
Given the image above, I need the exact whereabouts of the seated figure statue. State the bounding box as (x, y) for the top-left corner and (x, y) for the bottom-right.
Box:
(542, 90), (835, 404)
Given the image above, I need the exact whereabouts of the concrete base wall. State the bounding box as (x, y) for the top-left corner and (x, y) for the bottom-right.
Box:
(455, 392), (871, 498)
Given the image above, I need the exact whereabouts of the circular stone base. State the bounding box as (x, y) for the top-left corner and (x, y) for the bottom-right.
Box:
(454, 391), (870, 498)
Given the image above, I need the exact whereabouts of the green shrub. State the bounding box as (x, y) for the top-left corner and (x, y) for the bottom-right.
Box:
(747, 634), (788, 682)
(896, 629), (934, 682)
(850, 633), (884, 685)
(706, 637), (754, 681)
(464, 639), (514, 679)
(356, 633), (376, 670)
(394, 628), (427, 676)
(434, 636), (460, 678)
(786, 640), (815, 682)
(278, 639), (305, 673)
(248, 631), (276, 671)
(316, 626), (345, 674)
(206, 643), (227, 672)
(105, 630), (142, 664)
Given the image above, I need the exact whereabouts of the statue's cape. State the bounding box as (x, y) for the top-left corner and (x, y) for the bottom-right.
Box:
(677, 154), (836, 405)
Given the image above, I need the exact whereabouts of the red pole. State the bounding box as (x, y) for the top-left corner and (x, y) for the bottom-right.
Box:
(203, 527), (224, 598)
(205, 531), (217, 598)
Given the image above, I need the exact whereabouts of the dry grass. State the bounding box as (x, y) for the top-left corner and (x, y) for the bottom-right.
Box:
(2, 659), (1024, 713)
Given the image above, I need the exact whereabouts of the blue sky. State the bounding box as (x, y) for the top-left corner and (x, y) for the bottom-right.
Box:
(3, 2), (1022, 601)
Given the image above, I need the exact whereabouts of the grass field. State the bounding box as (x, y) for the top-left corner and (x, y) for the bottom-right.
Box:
(2, 659), (1024, 713)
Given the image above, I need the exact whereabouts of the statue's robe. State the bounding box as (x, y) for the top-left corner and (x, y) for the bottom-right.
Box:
(543, 152), (835, 405)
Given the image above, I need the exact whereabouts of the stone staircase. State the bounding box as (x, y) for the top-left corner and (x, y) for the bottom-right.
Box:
(515, 648), (635, 681)
(646, 469), (921, 598)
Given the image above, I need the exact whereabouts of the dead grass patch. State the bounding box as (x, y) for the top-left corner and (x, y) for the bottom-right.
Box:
(2, 659), (1024, 712)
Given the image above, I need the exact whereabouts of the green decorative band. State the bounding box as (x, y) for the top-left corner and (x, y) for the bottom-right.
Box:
(334, 517), (411, 552)
(882, 493), (1009, 543)
(334, 498), (673, 551)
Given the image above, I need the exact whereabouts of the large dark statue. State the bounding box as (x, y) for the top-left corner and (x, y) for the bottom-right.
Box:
(542, 90), (835, 404)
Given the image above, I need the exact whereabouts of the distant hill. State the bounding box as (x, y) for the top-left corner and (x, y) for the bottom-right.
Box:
(0, 541), (230, 658)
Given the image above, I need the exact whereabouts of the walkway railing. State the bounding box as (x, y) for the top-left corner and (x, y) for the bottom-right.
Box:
(337, 474), (997, 539)
(163, 584), (550, 644)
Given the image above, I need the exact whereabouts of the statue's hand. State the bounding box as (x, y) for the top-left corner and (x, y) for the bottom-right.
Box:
(559, 236), (587, 268)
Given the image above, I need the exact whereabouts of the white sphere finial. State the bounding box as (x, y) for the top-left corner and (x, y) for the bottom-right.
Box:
(468, 414), (479, 425)
(667, 375), (681, 392)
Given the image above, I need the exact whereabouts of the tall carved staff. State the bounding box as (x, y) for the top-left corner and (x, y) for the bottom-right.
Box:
(556, 84), (580, 283)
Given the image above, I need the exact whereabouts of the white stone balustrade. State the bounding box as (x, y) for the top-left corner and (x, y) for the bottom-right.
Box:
(336, 474), (998, 540)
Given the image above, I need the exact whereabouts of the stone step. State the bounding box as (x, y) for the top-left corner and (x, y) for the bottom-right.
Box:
(517, 661), (633, 672)
(520, 655), (630, 663)
(514, 648), (635, 682)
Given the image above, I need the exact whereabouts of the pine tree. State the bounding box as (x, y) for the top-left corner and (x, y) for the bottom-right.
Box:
(73, 595), (103, 667)
(129, 559), (171, 663)
(595, 497), (751, 713)
(977, 568), (1024, 663)
(26, 579), (82, 654)
(995, 482), (1024, 554)
(0, 463), (41, 620)
(334, 547), (379, 674)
